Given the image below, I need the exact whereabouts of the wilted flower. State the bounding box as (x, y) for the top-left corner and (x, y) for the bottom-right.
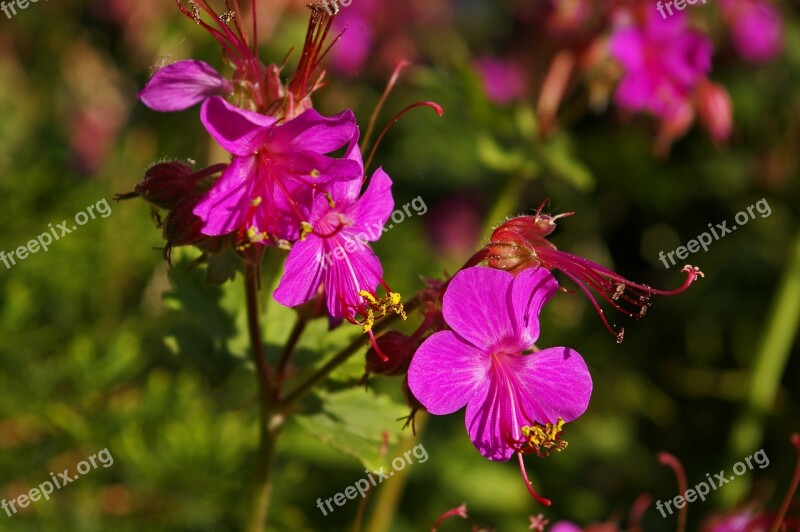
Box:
(408, 266), (591, 504)
(482, 207), (703, 342)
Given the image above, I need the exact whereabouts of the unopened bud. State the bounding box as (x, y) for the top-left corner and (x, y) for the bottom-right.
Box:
(365, 332), (415, 376)
(135, 162), (196, 209)
(163, 194), (207, 248)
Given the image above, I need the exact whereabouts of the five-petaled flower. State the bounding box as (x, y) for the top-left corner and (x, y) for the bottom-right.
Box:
(193, 96), (363, 244)
(408, 266), (592, 504)
(274, 167), (399, 325)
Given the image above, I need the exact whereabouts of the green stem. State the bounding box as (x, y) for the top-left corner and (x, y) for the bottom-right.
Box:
(281, 298), (420, 407)
(244, 264), (281, 532)
(276, 316), (308, 396)
(724, 232), (800, 504)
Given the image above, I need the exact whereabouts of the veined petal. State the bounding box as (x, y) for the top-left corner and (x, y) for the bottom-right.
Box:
(282, 150), (363, 184)
(193, 156), (256, 235)
(323, 239), (383, 319)
(201, 96), (277, 156)
(273, 237), (325, 307)
(443, 267), (520, 352)
(465, 347), (591, 461)
(408, 331), (490, 416)
(352, 168), (394, 234)
(508, 267), (558, 346)
(139, 60), (232, 112)
(272, 108), (358, 154)
(510, 347), (592, 425)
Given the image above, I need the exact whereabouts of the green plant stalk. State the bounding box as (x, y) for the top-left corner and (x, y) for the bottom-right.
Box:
(724, 232), (800, 505)
(244, 264), (281, 532)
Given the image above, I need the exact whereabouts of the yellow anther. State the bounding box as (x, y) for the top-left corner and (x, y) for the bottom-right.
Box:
(251, 196), (262, 207)
(300, 221), (313, 241)
(325, 192), (335, 208)
(359, 290), (378, 304)
(519, 417), (568, 457)
(310, 169), (321, 178)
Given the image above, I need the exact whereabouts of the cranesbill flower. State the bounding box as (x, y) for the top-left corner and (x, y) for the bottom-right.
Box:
(193, 96), (363, 244)
(609, 10), (712, 119)
(483, 208), (703, 342)
(273, 168), (402, 327)
(408, 266), (591, 504)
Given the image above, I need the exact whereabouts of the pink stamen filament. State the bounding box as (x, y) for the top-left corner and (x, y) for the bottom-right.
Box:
(430, 503), (468, 531)
(364, 101), (444, 172)
(361, 60), (412, 159)
(659, 452), (688, 532)
(517, 453), (552, 507)
(770, 433), (800, 532)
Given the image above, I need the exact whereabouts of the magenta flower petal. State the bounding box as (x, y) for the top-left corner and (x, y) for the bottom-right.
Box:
(273, 238), (325, 307)
(323, 243), (384, 319)
(407, 331), (490, 415)
(200, 96), (277, 156)
(352, 168), (394, 234)
(509, 267), (559, 346)
(443, 267), (518, 351)
(192, 156), (256, 235)
(138, 60), (232, 112)
(273, 108), (359, 154)
(465, 347), (591, 461)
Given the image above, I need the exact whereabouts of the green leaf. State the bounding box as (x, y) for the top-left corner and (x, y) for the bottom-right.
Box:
(536, 133), (595, 191)
(294, 388), (411, 472)
(162, 249), (249, 386)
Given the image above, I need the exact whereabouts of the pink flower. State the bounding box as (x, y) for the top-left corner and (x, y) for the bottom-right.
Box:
(273, 168), (395, 321)
(473, 56), (529, 105)
(193, 96), (363, 243)
(408, 266), (591, 460)
(720, 0), (783, 63)
(609, 11), (712, 119)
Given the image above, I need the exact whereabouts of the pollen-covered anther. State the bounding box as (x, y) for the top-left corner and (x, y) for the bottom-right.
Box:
(356, 290), (407, 329)
(219, 11), (235, 23)
(299, 221), (314, 241)
(519, 418), (568, 457)
(250, 196), (262, 207)
(247, 226), (268, 243)
(310, 169), (321, 178)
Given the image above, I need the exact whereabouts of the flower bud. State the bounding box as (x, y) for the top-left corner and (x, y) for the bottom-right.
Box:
(365, 332), (415, 376)
(135, 162), (196, 209)
(696, 80), (733, 144)
(163, 194), (207, 250)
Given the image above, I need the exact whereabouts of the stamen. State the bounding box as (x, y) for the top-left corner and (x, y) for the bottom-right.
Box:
(364, 101), (444, 172)
(770, 433), (800, 532)
(517, 453), (552, 507)
(659, 452), (688, 532)
(519, 418), (568, 457)
(430, 503), (468, 532)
